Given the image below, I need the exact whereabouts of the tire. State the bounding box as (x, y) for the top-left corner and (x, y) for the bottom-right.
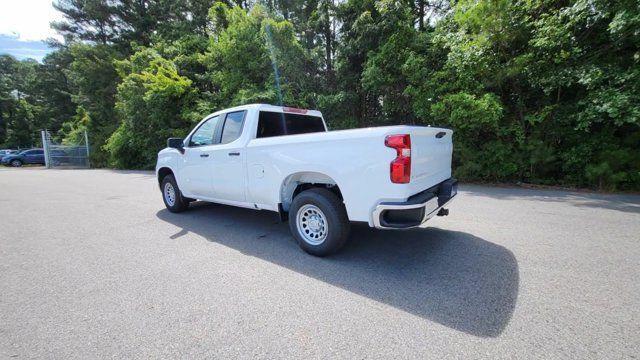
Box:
(161, 174), (190, 213)
(289, 188), (351, 256)
(10, 159), (22, 167)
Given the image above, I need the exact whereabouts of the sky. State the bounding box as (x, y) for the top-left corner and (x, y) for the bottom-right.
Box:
(0, 0), (63, 61)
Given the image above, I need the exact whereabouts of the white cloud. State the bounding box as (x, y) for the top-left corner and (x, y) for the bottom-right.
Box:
(0, 0), (63, 41)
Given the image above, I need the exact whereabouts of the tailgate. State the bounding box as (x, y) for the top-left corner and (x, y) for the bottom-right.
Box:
(408, 127), (453, 193)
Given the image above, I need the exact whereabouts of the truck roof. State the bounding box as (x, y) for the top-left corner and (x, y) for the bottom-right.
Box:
(205, 104), (323, 119)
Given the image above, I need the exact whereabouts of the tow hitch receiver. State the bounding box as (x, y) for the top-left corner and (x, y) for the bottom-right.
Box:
(437, 208), (449, 216)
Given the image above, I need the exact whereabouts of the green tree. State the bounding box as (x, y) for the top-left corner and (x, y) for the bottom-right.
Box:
(53, 0), (119, 44)
(105, 48), (196, 168)
(0, 56), (45, 148)
(4, 99), (39, 148)
(203, 4), (314, 108)
(63, 44), (121, 166)
(405, 0), (639, 189)
(37, 49), (77, 138)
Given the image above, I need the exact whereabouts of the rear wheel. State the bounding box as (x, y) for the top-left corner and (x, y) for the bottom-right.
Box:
(289, 188), (350, 256)
(161, 174), (190, 212)
(10, 159), (22, 167)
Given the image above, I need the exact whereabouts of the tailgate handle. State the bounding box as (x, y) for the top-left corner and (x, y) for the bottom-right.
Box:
(228, 152), (240, 156)
(435, 131), (446, 139)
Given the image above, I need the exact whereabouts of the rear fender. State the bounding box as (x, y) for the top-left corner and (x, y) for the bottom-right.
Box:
(279, 172), (338, 212)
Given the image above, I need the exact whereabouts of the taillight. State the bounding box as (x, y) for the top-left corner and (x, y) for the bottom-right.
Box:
(385, 134), (411, 183)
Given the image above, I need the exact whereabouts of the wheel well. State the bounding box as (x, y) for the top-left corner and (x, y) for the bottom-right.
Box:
(292, 183), (343, 202)
(278, 172), (343, 221)
(157, 167), (173, 186)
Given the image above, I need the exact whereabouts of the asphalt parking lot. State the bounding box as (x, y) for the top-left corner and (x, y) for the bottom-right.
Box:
(1, 168), (639, 359)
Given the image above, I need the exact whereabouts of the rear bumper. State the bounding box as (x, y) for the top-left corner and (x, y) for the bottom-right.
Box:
(372, 178), (457, 229)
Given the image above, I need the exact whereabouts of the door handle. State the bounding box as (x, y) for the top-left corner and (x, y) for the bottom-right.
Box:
(200, 154), (209, 158)
(228, 152), (240, 156)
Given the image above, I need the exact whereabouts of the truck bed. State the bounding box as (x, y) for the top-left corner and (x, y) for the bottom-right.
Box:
(245, 125), (453, 223)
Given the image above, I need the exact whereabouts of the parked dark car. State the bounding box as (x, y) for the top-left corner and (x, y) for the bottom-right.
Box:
(0, 149), (19, 162)
(1, 149), (45, 167)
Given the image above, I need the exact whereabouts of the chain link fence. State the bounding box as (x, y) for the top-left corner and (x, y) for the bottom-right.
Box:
(41, 130), (90, 168)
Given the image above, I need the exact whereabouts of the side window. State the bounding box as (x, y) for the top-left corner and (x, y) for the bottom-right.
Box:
(257, 111), (286, 138)
(33, 150), (44, 155)
(189, 116), (219, 147)
(220, 111), (246, 144)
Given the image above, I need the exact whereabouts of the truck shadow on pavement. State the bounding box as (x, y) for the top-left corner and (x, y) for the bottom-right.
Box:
(156, 202), (519, 338)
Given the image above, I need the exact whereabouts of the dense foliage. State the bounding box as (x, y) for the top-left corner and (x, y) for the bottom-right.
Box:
(0, 0), (638, 190)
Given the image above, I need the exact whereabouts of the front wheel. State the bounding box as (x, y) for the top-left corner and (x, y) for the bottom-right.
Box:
(289, 188), (351, 256)
(161, 174), (190, 213)
(10, 159), (22, 167)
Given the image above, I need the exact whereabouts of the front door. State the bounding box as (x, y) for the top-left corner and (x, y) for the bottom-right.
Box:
(179, 115), (220, 198)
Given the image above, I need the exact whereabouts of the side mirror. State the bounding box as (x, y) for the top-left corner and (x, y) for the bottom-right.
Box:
(167, 138), (185, 153)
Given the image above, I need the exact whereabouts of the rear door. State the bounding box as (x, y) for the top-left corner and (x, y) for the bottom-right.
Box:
(210, 110), (247, 202)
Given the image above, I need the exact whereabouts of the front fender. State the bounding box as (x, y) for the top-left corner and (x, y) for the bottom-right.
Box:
(156, 149), (181, 187)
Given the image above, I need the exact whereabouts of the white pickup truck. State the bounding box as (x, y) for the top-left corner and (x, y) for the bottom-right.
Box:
(156, 104), (457, 256)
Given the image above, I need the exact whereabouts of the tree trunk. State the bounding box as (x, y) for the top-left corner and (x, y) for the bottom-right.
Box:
(323, 0), (334, 87)
(418, 0), (425, 31)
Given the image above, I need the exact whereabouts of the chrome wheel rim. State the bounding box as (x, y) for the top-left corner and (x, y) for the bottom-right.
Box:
(164, 182), (176, 207)
(296, 204), (328, 245)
